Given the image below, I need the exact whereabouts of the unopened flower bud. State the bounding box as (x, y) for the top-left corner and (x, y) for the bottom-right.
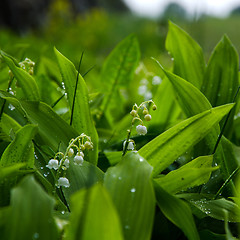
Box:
(143, 109), (148, 115)
(144, 114), (152, 121)
(130, 110), (137, 117)
(64, 158), (70, 168)
(152, 105), (157, 111)
(68, 148), (74, 157)
(136, 125), (147, 135)
(84, 141), (93, 150)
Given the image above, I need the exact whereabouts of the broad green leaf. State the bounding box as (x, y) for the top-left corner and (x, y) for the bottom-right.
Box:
(166, 22), (205, 89)
(63, 161), (104, 203)
(139, 104), (234, 177)
(0, 113), (21, 138)
(153, 181), (200, 240)
(0, 124), (37, 168)
(66, 184), (123, 240)
(202, 35), (239, 108)
(104, 152), (155, 240)
(0, 95), (78, 153)
(183, 194), (240, 222)
(5, 175), (59, 240)
(104, 151), (122, 165)
(158, 66), (235, 179)
(199, 230), (226, 240)
(100, 34), (140, 122)
(0, 51), (40, 101)
(155, 155), (218, 194)
(54, 48), (98, 165)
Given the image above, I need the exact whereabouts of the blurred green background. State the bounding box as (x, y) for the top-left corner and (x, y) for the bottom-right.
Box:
(0, 0), (240, 87)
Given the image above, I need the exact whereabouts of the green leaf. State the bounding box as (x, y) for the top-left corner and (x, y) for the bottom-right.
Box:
(100, 34), (140, 122)
(166, 22), (205, 89)
(202, 35), (239, 108)
(66, 184), (124, 240)
(183, 194), (240, 222)
(5, 175), (59, 240)
(63, 161), (104, 203)
(0, 113), (21, 137)
(139, 104), (234, 177)
(153, 181), (200, 240)
(158, 65), (235, 180)
(0, 163), (26, 181)
(0, 124), (37, 168)
(54, 48), (98, 165)
(155, 155), (218, 194)
(0, 95), (78, 153)
(104, 152), (155, 240)
(0, 51), (40, 101)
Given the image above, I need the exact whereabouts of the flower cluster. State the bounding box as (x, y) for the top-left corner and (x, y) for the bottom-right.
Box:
(9, 57), (35, 78)
(130, 100), (157, 136)
(123, 100), (157, 155)
(46, 133), (93, 188)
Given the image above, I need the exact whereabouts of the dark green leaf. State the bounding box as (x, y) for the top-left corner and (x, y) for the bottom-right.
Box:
(153, 181), (200, 240)
(5, 175), (59, 240)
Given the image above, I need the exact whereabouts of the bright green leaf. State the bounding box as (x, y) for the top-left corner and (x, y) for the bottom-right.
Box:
(155, 155), (218, 194)
(0, 124), (37, 168)
(139, 104), (234, 176)
(54, 48), (98, 165)
(166, 22), (205, 89)
(0, 51), (40, 101)
(66, 184), (124, 240)
(202, 35), (239, 108)
(104, 151), (155, 240)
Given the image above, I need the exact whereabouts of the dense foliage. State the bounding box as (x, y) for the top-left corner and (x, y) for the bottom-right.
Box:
(1, 20), (240, 240)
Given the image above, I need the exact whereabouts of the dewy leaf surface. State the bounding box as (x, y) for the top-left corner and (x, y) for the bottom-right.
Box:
(155, 155), (218, 194)
(139, 104), (234, 176)
(5, 175), (59, 240)
(66, 184), (124, 240)
(54, 48), (98, 165)
(166, 22), (205, 89)
(104, 151), (155, 240)
(153, 181), (200, 240)
(202, 35), (239, 108)
(0, 51), (40, 101)
(0, 124), (37, 168)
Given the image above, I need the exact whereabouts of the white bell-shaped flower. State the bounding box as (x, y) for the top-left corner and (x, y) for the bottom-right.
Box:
(58, 177), (70, 188)
(74, 155), (84, 165)
(123, 140), (135, 150)
(136, 125), (147, 135)
(46, 159), (59, 170)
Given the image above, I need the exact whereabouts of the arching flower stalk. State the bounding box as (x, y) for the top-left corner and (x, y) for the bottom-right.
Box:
(46, 133), (93, 188)
(122, 100), (157, 156)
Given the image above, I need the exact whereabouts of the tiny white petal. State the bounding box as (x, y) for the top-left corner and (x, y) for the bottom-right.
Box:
(58, 177), (70, 188)
(64, 158), (70, 168)
(74, 155), (84, 165)
(46, 159), (59, 170)
(136, 125), (147, 135)
(123, 140), (135, 150)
